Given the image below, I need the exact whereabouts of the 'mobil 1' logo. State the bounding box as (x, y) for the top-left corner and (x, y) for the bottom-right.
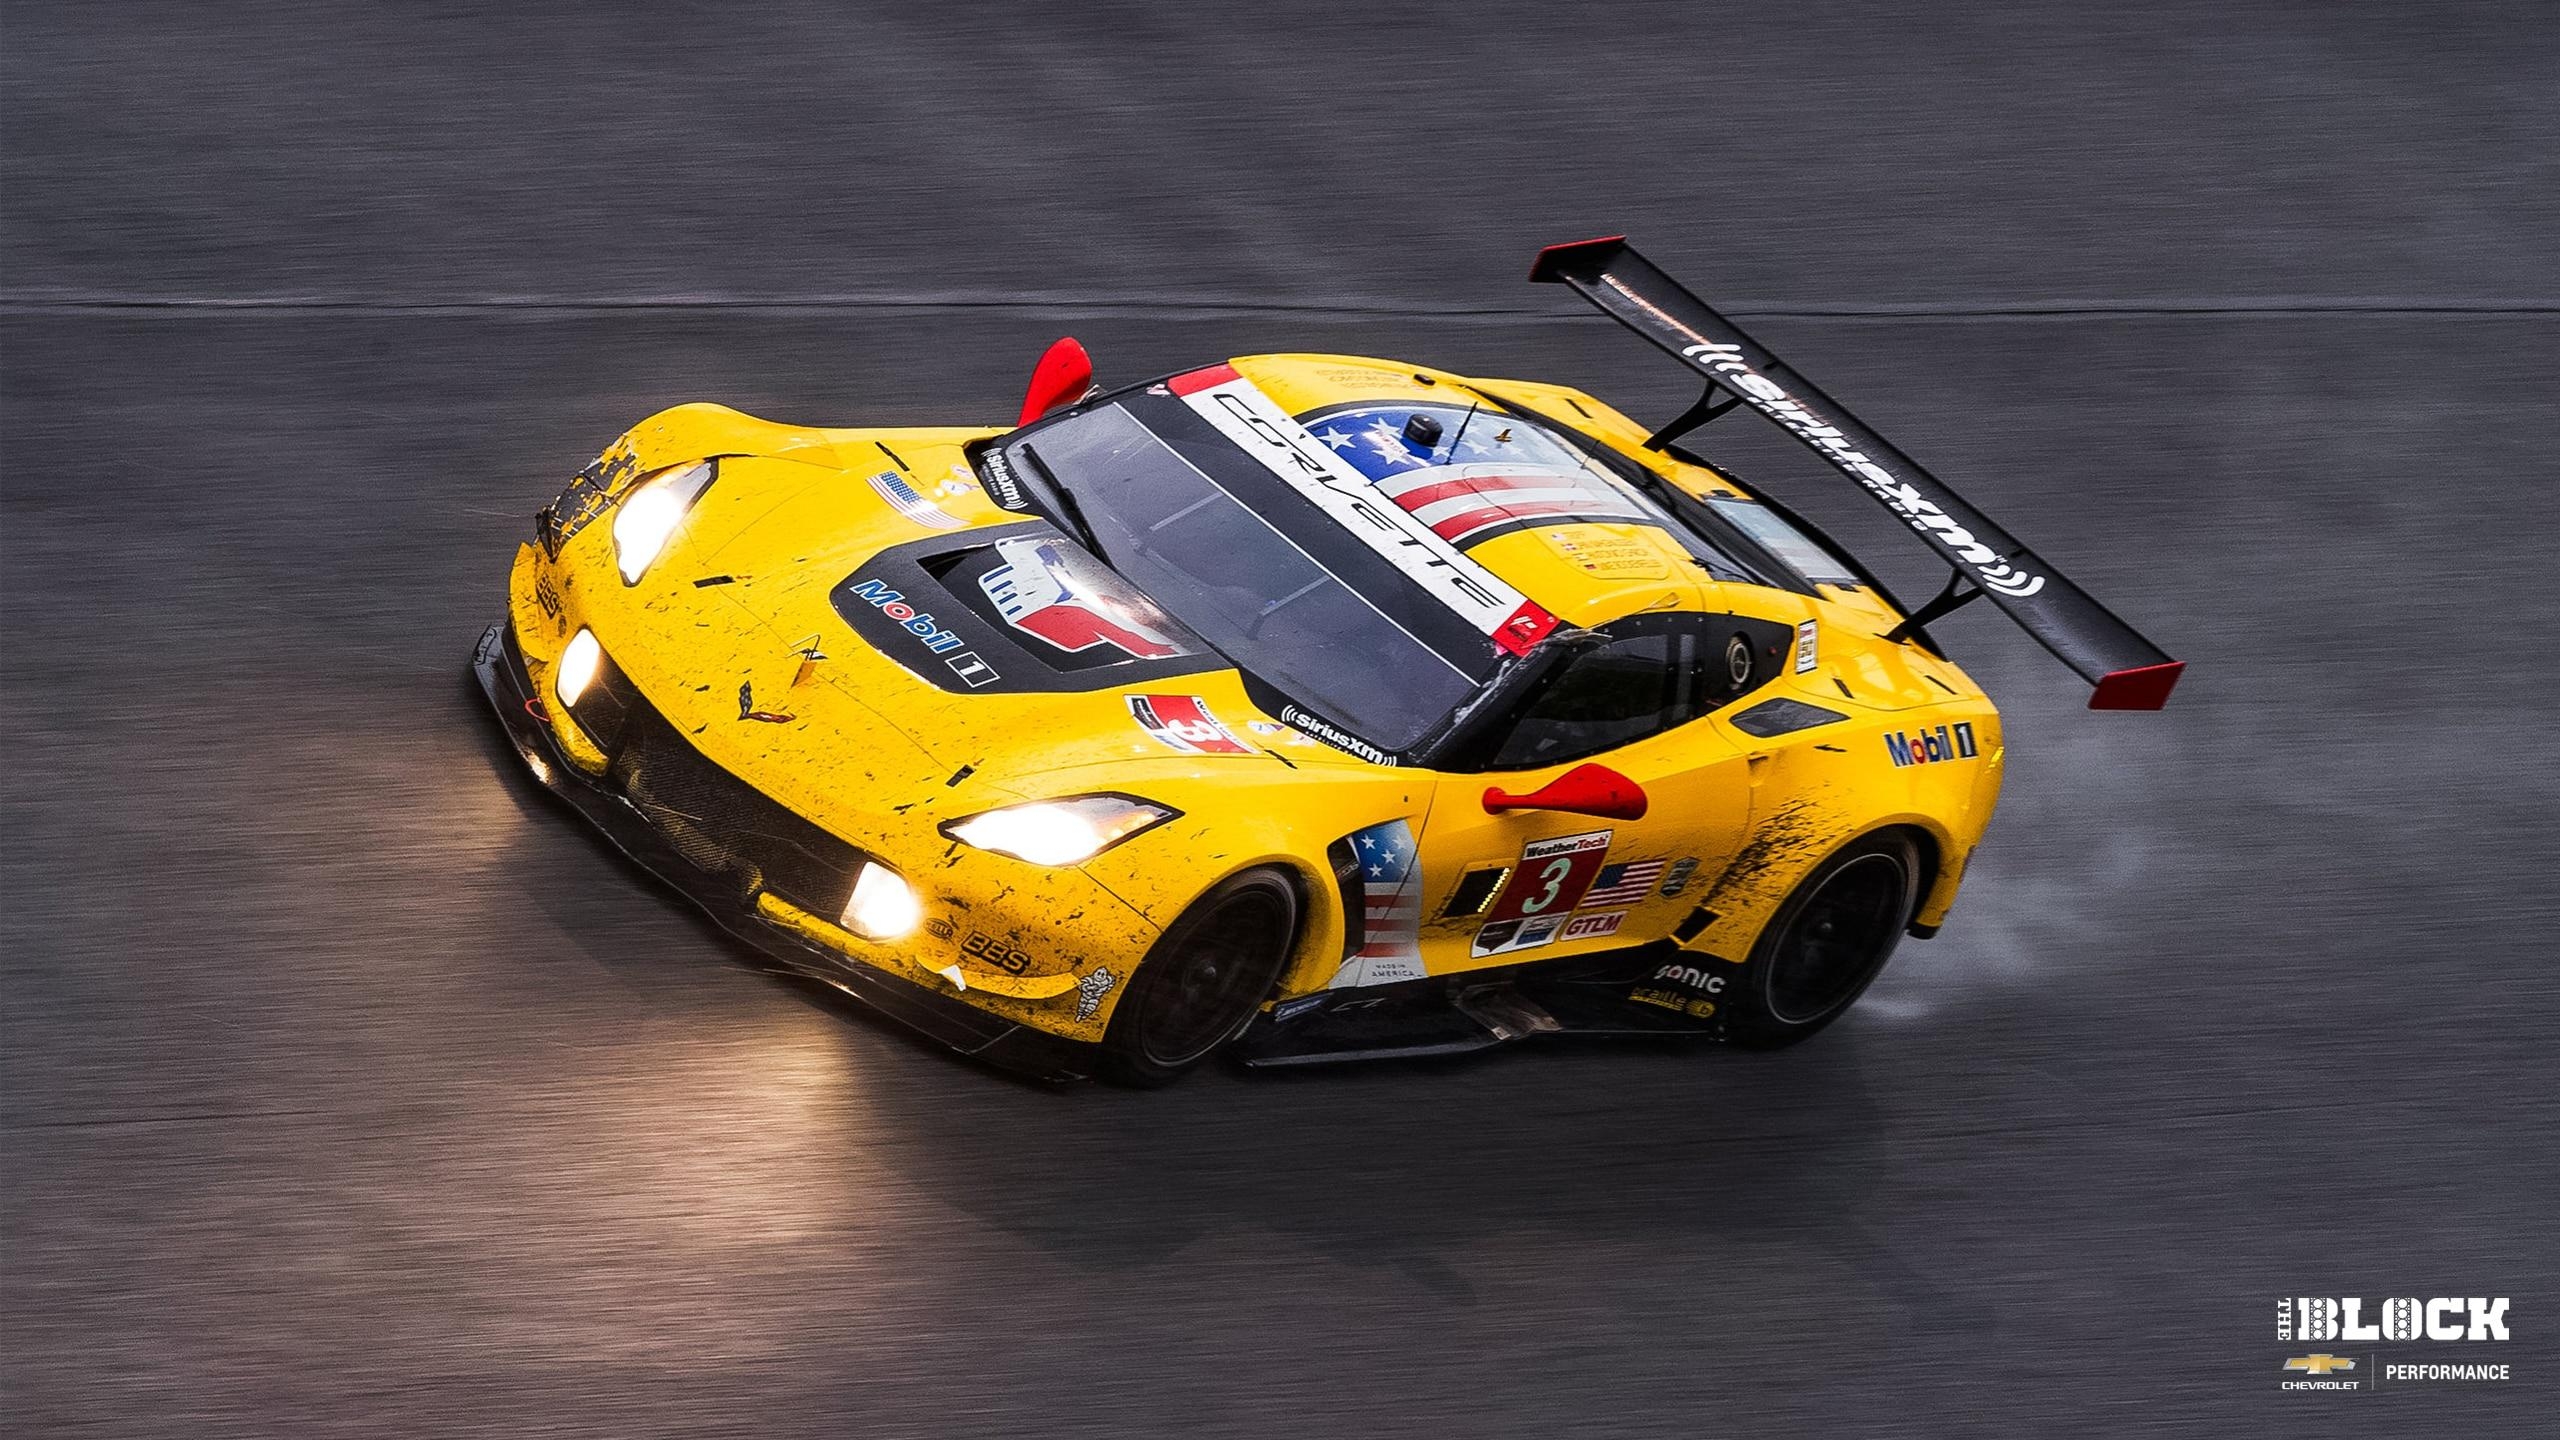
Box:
(1883, 721), (1977, 769)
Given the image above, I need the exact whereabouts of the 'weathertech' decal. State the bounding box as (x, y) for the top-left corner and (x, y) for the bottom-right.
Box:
(1172, 367), (1558, 656)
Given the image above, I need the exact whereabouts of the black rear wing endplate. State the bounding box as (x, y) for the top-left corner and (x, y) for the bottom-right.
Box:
(1531, 236), (2182, 710)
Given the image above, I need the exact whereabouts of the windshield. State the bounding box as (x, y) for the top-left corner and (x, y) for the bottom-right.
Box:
(1007, 401), (1496, 753)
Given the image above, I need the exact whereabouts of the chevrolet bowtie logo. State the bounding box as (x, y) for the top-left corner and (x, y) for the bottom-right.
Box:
(2285, 1355), (2356, 1376)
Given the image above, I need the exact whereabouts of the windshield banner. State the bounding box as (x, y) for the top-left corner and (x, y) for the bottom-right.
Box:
(1171, 366), (1558, 657)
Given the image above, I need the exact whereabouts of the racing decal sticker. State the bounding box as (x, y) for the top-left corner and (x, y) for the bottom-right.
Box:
(1300, 401), (1654, 548)
(1579, 859), (1666, 909)
(1629, 959), (1727, 1019)
(1669, 337), (2047, 598)
(1367, 464), (1652, 549)
(1482, 829), (1614, 923)
(975, 448), (1031, 511)
(1128, 694), (1251, 755)
(957, 931), (1036, 975)
(1170, 369), (1558, 656)
(1275, 702), (1398, 767)
(835, 528), (1225, 696)
(866, 469), (964, 530)
(1658, 856), (1701, 898)
(944, 651), (1000, 687)
(841, 575), (1006, 687)
(1884, 721), (1978, 768)
(736, 679), (794, 724)
(1545, 528), (1670, 578)
(1328, 818), (1425, 987)
(1273, 993), (1328, 1023)
(977, 535), (1195, 661)
(1560, 910), (1626, 942)
(1471, 914), (1565, 958)
(1074, 966), (1117, 1022)
(1473, 916), (1563, 957)
(1794, 619), (1819, 673)
(842, 577), (969, 656)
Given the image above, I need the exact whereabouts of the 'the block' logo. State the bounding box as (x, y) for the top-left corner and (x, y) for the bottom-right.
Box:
(2283, 1298), (2507, 1343)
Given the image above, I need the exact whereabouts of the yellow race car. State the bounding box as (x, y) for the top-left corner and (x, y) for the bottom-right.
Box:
(472, 238), (2182, 1085)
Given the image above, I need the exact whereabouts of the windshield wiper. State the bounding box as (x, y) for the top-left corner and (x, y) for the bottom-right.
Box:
(1014, 442), (1104, 554)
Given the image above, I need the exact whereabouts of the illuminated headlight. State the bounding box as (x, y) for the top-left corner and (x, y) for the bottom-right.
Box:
(841, 862), (922, 940)
(612, 460), (717, 584)
(941, 795), (1177, 866)
(555, 628), (603, 707)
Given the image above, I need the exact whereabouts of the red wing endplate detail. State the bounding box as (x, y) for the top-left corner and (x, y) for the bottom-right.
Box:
(1531, 237), (2183, 710)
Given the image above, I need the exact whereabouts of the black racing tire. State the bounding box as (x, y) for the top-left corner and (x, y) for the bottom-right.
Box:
(1097, 867), (1299, 1088)
(1722, 830), (1922, 1050)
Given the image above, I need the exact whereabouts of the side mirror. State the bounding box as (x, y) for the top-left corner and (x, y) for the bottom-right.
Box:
(1482, 763), (1649, 820)
(1017, 337), (1095, 427)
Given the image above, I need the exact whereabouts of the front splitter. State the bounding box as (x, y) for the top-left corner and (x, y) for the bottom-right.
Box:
(470, 621), (1094, 1083)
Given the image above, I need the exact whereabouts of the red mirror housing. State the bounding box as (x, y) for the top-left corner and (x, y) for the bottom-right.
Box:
(1017, 337), (1094, 427)
(1482, 763), (1649, 821)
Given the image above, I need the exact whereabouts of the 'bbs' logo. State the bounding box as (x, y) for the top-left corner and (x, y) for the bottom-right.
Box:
(2281, 1297), (2507, 1343)
(959, 932), (1033, 975)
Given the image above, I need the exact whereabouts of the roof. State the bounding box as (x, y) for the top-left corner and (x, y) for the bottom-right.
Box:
(1224, 353), (1725, 629)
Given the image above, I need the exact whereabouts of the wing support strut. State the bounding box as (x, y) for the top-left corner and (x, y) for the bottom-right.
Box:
(1884, 570), (1985, 650)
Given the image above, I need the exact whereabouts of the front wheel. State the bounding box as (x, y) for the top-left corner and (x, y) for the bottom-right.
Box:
(1097, 868), (1299, 1087)
(1721, 830), (1921, 1049)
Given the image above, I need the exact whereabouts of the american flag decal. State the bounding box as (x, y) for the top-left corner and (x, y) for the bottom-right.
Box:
(866, 469), (964, 530)
(1328, 818), (1423, 987)
(1579, 860), (1667, 909)
(1301, 402), (1654, 548)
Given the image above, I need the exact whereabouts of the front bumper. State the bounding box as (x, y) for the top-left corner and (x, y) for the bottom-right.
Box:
(471, 621), (1094, 1082)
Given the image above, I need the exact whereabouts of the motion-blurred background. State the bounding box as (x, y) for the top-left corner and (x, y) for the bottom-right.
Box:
(4, 4), (2554, 1436)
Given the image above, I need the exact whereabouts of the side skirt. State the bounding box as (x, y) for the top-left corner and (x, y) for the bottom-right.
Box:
(1229, 942), (1732, 1069)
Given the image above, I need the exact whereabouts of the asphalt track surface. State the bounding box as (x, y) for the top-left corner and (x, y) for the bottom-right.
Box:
(5, 5), (2556, 1437)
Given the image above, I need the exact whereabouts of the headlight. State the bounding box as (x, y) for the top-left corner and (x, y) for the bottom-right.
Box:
(841, 862), (922, 940)
(612, 460), (717, 584)
(555, 628), (602, 707)
(941, 795), (1177, 866)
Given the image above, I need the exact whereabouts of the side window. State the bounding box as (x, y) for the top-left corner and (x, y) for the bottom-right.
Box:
(1489, 630), (1709, 770)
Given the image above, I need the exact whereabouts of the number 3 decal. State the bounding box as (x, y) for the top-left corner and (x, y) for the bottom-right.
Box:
(1484, 830), (1615, 922)
(1517, 856), (1573, 914)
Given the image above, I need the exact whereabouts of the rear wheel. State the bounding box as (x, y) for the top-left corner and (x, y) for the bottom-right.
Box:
(1097, 868), (1298, 1087)
(1722, 830), (1921, 1049)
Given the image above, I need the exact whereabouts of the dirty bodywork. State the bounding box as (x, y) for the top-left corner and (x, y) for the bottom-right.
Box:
(473, 240), (2172, 1078)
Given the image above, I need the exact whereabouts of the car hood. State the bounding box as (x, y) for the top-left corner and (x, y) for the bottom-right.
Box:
(601, 430), (1370, 787)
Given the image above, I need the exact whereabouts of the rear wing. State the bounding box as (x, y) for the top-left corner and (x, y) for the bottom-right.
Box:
(1531, 236), (2183, 710)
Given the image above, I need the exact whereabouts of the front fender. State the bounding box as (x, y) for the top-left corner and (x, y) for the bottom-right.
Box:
(1066, 761), (1437, 996)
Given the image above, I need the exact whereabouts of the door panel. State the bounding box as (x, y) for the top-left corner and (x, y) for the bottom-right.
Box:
(1417, 721), (1755, 975)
